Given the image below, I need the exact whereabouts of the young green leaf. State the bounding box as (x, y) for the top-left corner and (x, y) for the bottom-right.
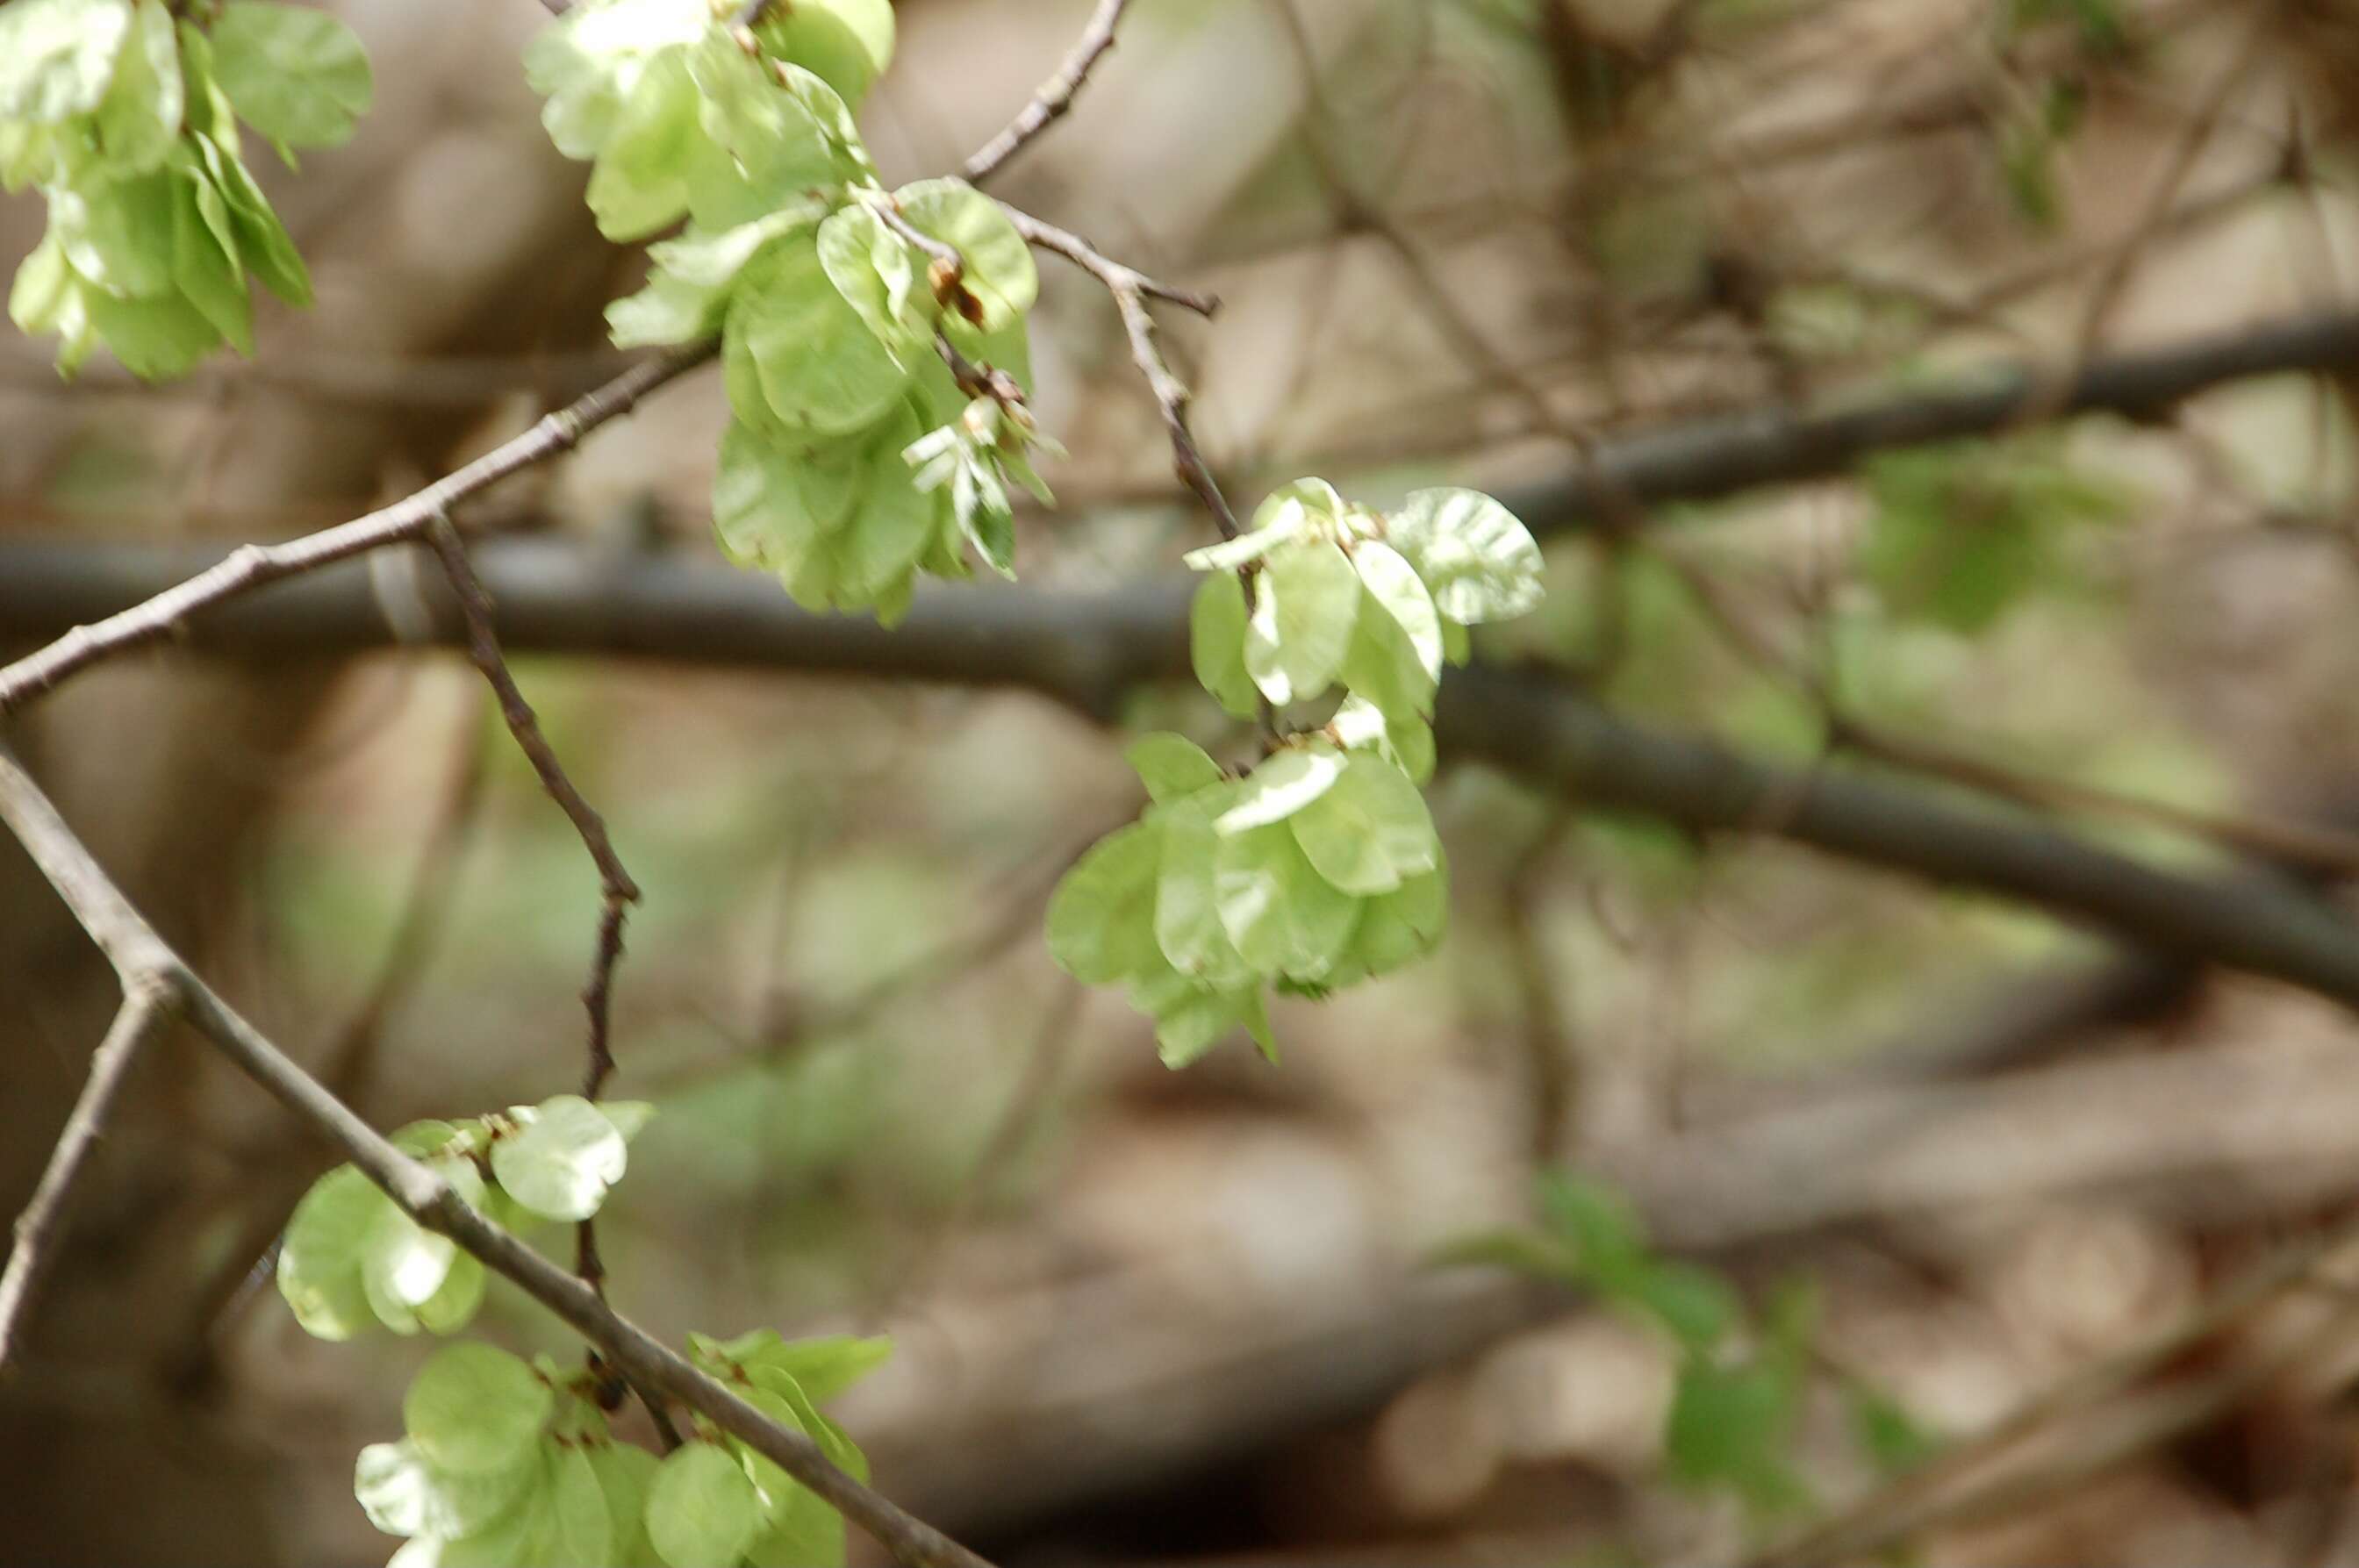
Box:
(751, 0), (894, 110)
(1045, 819), (1165, 985)
(1537, 1171), (1647, 1287)
(647, 1442), (764, 1568)
(1215, 742), (1346, 832)
(522, 0), (706, 161)
(685, 42), (867, 229)
(713, 417), (863, 580)
(1130, 970), (1273, 1069)
(1287, 751), (1438, 896)
(1153, 791), (1258, 991)
(355, 1437), (539, 1543)
(1625, 1260), (1741, 1355)
(192, 130), (312, 304)
(693, 1328), (895, 1406)
(0, 0), (133, 125)
(210, 2), (373, 154)
(835, 404), (936, 603)
(583, 47), (701, 241)
(94, 0), (182, 174)
(171, 157), (255, 355)
(1350, 538), (1444, 680)
(410, 1250), (488, 1336)
(1214, 822), (1358, 981)
(354, 1441), (437, 1539)
(725, 235), (912, 437)
(51, 171), (176, 298)
(491, 1093), (630, 1222)
(892, 177), (1038, 337)
(1386, 487), (1544, 624)
(1327, 857), (1445, 982)
(1244, 538), (1360, 705)
(815, 201), (922, 354)
(1257, 476), (1348, 529)
(584, 1439), (662, 1565)
(1126, 733), (1224, 804)
(278, 1163), (391, 1341)
(1189, 571), (1261, 720)
(543, 1442), (616, 1568)
(1665, 1360), (1811, 1518)
(1330, 693), (1436, 787)
(404, 1343), (555, 1476)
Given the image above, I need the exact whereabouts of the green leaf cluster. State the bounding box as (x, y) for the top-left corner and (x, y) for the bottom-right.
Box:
(1045, 479), (1542, 1067)
(1860, 440), (2126, 633)
(2, 0), (369, 376)
(348, 1301), (884, 1564)
(652, 1329), (890, 1567)
(277, 1098), (654, 1342)
(361, 1343), (647, 1568)
(1187, 481), (1543, 774)
(1045, 731), (1450, 1068)
(527, 3), (1053, 621)
(1434, 1171), (1941, 1531)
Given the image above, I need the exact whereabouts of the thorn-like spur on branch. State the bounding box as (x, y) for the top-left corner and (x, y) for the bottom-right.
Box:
(964, 0), (1133, 187)
(0, 745), (994, 1568)
(0, 345), (710, 720)
(0, 983), (177, 1373)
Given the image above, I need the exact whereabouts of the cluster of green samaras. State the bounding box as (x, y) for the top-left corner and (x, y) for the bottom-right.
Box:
(527, 0), (1056, 623)
(1, 0), (369, 377)
(281, 1098), (892, 1568)
(277, 1097), (650, 1340)
(1048, 480), (1545, 1066)
(359, 1332), (886, 1568)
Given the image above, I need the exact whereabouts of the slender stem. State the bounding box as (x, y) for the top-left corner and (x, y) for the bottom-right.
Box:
(0, 988), (178, 1373)
(0, 346), (709, 719)
(964, 0), (1132, 186)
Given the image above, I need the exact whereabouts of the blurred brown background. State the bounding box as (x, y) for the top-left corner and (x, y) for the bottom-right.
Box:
(12, 0), (2359, 1562)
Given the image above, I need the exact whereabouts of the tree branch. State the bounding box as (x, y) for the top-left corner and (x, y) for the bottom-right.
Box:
(12, 539), (2359, 1011)
(0, 742), (990, 1568)
(0, 985), (177, 1371)
(1502, 307), (2359, 535)
(963, 0), (1131, 186)
(0, 345), (708, 718)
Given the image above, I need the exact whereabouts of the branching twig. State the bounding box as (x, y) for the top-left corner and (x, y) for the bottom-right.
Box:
(963, 0), (1131, 186)
(0, 985), (176, 1371)
(1004, 214), (1233, 528)
(0, 345), (708, 718)
(421, 517), (646, 1439)
(0, 744), (990, 1568)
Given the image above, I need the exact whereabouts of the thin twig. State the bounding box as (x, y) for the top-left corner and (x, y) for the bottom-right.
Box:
(0, 345), (709, 718)
(1750, 1214), (2359, 1567)
(1002, 211), (1231, 534)
(964, 0), (1132, 186)
(2071, 9), (2273, 362)
(1004, 205), (1268, 739)
(423, 516), (663, 1433)
(0, 987), (177, 1373)
(0, 745), (991, 1568)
